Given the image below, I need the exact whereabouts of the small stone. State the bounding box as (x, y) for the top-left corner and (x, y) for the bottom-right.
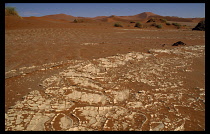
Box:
(138, 91), (145, 94)
(172, 41), (186, 46)
(17, 93), (21, 95)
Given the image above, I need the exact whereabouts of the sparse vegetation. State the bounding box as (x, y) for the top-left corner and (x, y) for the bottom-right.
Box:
(147, 17), (156, 23)
(166, 22), (171, 25)
(73, 19), (84, 23)
(156, 24), (162, 29)
(134, 22), (143, 28)
(172, 22), (182, 29)
(5, 7), (21, 18)
(130, 21), (135, 23)
(73, 19), (78, 23)
(160, 18), (167, 23)
(110, 15), (115, 18)
(150, 23), (162, 29)
(177, 25), (181, 29)
(172, 23), (181, 26)
(114, 23), (123, 27)
(151, 23), (157, 26)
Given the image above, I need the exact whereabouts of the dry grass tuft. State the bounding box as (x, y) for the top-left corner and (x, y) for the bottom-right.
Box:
(114, 22), (123, 27)
(5, 7), (22, 18)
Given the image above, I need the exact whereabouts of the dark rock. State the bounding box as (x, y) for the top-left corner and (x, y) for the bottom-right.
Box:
(172, 41), (186, 46)
(192, 20), (205, 31)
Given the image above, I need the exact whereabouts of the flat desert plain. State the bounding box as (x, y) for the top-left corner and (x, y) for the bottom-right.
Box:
(5, 16), (205, 131)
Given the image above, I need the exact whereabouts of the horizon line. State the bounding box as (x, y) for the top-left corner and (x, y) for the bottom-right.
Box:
(25, 12), (205, 19)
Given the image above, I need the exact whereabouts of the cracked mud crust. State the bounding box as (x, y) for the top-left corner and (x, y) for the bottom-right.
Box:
(5, 44), (205, 131)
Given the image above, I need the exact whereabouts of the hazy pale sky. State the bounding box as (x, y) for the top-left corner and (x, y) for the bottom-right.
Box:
(5, 3), (205, 18)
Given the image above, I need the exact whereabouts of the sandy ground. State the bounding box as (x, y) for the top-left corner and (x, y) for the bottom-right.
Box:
(5, 17), (205, 131)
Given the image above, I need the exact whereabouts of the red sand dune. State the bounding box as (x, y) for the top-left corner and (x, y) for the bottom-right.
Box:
(5, 12), (204, 30)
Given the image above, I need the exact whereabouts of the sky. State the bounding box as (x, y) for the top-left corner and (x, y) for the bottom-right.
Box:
(5, 3), (205, 18)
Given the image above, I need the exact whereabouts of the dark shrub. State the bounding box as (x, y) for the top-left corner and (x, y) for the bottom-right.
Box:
(160, 18), (167, 23)
(114, 23), (123, 27)
(73, 19), (84, 23)
(73, 19), (78, 23)
(134, 22), (143, 28)
(151, 23), (157, 26)
(156, 24), (162, 29)
(147, 17), (156, 23)
(172, 23), (182, 29)
(172, 23), (181, 26)
(130, 21), (135, 23)
(166, 22), (171, 25)
(177, 25), (181, 29)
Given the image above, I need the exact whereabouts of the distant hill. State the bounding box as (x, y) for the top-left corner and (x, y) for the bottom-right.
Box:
(40, 12), (205, 23)
(42, 13), (77, 21)
(6, 12), (204, 30)
(92, 12), (204, 23)
(92, 12), (160, 22)
(132, 12), (160, 19)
